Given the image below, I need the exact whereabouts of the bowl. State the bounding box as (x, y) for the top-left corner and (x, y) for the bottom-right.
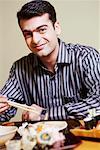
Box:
(0, 126), (18, 145)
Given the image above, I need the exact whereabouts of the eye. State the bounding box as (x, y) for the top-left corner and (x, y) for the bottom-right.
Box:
(38, 27), (47, 34)
(23, 31), (32, 39)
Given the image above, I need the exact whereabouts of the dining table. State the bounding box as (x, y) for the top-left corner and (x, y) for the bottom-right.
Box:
(69, 119), (100, 150)
(74, 140), (100, 150)
(1, 119), (100, 150)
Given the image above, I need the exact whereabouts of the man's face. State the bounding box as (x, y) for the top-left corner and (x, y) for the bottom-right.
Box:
(20, 13), (61, 57)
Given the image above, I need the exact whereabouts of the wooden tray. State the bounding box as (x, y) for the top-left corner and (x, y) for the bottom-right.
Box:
(70, 128), (100, 140)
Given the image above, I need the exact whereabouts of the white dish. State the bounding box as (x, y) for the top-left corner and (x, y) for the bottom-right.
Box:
(0, 126), (18, 145)
(31, 121), (67, 131)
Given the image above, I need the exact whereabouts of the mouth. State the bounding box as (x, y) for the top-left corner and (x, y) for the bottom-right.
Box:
(34, 43), (46, 51)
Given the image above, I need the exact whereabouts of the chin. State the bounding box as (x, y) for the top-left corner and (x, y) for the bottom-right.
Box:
(37, 50), (51, 57)
(39, 53), (49, 57)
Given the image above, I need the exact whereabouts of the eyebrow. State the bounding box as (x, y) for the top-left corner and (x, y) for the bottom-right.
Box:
(22, 25), (48, 33)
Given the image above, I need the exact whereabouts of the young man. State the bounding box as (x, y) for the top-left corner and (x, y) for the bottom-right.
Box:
(0, 0), (100, 122)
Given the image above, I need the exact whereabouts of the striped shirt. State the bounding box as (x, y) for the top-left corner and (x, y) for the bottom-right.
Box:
(0, 39), (100, 121)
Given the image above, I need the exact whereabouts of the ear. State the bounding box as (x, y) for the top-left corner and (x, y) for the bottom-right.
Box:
(54, 21), (61, 36)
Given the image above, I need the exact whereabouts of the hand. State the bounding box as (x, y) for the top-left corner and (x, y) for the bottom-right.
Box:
(22, 104), (47, 121)
(0, 96), (9, 114)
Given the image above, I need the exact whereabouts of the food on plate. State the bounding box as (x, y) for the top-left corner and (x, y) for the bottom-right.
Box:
(21, 128), (37, 150)
(83, 116), (94, 130)
(83, 116), (100, 130)
(37, 128), (65, 145)
(82, 109), (100, 130)
(70, 117), (100, 139)
(6, 140), (21, 150)
(79, 110), (100, 130)
(5, 121), (66, 150)
(70, 126), (100, 139)
(18, 122), (65, 148)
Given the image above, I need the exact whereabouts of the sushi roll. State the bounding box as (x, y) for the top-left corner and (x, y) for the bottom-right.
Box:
(37, 128), (65, 146)
(37, 130), (53, 145)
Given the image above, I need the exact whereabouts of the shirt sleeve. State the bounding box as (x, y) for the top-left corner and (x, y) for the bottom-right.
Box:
(65, 48), (100, 119)
(0, 63), (24, 122)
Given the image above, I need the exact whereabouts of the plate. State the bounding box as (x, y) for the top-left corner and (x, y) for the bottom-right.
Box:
(31, 121), (67, 131)
(2, 121), (81, 149)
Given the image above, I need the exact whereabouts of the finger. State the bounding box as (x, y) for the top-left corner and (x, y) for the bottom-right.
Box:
(0, 103), (9, 107)
(0, 95), (7, 98)
(0, 105), (9, 114)
(0, 97), (8, 103)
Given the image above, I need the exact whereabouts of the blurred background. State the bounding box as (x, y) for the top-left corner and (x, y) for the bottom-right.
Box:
(0, 0), (100, 121)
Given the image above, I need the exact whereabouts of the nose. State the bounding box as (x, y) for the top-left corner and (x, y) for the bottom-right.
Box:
(32, 32), (41, 44)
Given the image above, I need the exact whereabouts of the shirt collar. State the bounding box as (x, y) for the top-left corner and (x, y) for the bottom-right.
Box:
(57, 39), (72, 64)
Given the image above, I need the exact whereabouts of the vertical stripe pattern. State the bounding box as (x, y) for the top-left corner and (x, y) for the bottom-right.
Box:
(0, 39), (100, 121)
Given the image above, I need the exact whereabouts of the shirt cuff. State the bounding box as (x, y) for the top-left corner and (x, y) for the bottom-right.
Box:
(40, 109), (48, 120)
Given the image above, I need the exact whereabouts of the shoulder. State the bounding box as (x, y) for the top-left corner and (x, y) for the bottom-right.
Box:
(13, 53), (35, 65)
(65, 43), (97, 52)
(16, 53), (35, 62)
(64, 42), (99, 57)
(10, 53), (36, 70)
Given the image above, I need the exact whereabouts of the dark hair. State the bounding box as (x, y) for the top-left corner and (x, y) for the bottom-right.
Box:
(17, 0), (57, 26)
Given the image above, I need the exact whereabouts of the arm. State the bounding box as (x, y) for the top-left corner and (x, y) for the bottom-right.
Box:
(0, 63), (24, 121)
(47, 47), (100, 120)
(26, 105), (67, 120)
(65, 48), (100, 119)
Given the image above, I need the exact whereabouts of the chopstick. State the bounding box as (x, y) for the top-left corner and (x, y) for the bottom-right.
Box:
(7, 100), (39, 114)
